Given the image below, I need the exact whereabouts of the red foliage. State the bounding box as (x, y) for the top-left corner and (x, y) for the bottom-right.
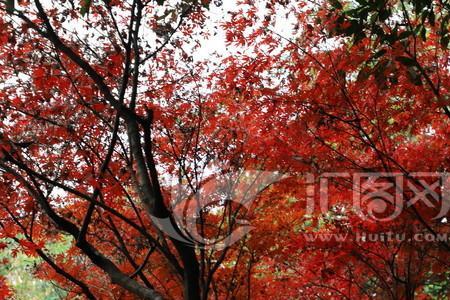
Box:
(0, 0), (448, 299)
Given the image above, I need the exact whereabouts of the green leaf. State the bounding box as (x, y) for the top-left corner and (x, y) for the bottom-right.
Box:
(372, 49), (387, 60)
(379, 9), (390, 21)
(346, 20), (363, 35)
(441, 35), (450, 48)
(369, 12), (378, 25)
(389, 75), (398, 85)
(329, 0), (343, 9)
(6, 0), (14, 14)
(398, 30), (412, 41)
(428, 10), (435, 26)
(421, 10), (429, 23)
(395, 56), (417, 67)
(80, 0), (92, 16)
(387, 117), (395, 125)
(420, 26), (427, 41)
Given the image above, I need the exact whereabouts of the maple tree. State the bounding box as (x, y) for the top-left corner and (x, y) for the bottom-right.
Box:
(0, 0), (449, 299)
(212, 0), (450, 298)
